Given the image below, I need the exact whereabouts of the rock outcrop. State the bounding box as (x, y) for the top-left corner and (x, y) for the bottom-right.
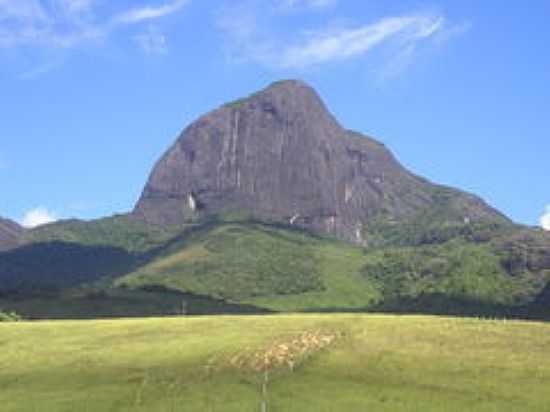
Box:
(134, 80), (508, 243)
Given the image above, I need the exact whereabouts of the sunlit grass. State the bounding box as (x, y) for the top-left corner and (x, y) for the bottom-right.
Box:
(1, 314), (550, 411)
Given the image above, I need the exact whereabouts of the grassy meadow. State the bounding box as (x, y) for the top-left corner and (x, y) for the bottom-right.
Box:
(2, 314), (550, 411)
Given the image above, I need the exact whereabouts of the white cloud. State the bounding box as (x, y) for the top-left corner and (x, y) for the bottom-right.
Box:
(0, 0), (104, 48)
(219, 9), (450, 72)
(21, 207), (58, 228)
(378, 42), (417, 81)
(113, 0), (189, 24)
(278, 15), (444, 68)
(0, 0), (189, 50)
(134, 26), (167, 54)
(540, 206), (550, 231)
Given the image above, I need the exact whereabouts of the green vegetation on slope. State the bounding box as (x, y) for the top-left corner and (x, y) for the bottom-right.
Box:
(0, 241), (136, 290)
(117, 223), (327, 300)
(0, 215), (185, 291)
(119, 221), (382, 312)
(1, 213), (549, 320)
(1, 314), (550, 411)
(25, 215), (184, 253)
(246, 241), (380, 312)
(114, 220), (550, 318)
(363, 185), (512, 249)
(361, 240), (530, 305)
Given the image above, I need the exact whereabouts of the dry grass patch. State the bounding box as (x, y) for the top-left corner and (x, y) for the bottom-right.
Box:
(230, 329), (344, 371)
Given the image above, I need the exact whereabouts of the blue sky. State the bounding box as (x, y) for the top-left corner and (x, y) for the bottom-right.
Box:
(0, 0), (548, 229)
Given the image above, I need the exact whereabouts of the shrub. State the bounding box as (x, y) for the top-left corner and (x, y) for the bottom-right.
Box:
(0, 310), (22, 322)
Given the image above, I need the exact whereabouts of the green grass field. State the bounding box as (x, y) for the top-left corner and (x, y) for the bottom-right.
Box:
(2, 314), (550, 411)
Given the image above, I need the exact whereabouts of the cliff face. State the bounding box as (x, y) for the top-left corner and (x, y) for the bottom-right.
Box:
(0, 218), (24, 251)
(134, 80), (507, 243)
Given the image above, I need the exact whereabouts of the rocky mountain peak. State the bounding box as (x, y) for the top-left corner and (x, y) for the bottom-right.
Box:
(255, 79), (328, 112)
(133, 80), (508, 243)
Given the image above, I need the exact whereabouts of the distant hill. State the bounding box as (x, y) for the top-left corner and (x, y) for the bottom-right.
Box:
(0, 218), (23, 251)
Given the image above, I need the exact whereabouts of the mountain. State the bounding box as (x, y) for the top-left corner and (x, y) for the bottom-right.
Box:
(0, 80), (549, 320)
(0, 218), (24, 251)
(133, 80), (508, 243)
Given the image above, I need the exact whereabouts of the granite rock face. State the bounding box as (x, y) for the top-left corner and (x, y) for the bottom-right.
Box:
(0, 218), (24, 251)
(134, 80), (508, 243)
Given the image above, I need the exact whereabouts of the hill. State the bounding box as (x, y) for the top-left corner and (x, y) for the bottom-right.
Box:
(1, 314), (550, 411)
(114, 219), (550, 317)
(1, 216), (548, 320)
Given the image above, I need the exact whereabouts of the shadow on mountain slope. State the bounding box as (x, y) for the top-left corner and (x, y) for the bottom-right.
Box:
(0, 241), (138, 291)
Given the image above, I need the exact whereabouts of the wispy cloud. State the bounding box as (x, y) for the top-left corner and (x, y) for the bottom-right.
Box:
(540, 206), (550, 231)
(0, 0), (103, 48)
(113, 0), (189, 24)
(378, 42), (417, 81)
(278, 15), (444, 69)
(21, 207), (58, 228)
(218, 8), (455, 74)
(134, 25), (167, 54)
(0, 0), (189, 50)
